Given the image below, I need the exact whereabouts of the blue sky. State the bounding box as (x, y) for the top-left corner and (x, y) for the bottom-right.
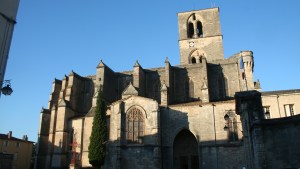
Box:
(1, 0), (299, 142)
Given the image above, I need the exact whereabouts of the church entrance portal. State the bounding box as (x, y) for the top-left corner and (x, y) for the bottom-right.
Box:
(173, 129), (199, 169)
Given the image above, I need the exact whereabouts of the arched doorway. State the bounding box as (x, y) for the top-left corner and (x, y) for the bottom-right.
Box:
(173, 129), (199, 169)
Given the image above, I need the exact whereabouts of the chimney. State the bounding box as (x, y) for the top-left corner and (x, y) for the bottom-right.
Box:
(22, 135), (28, 141)
(8, 131), (12, 139)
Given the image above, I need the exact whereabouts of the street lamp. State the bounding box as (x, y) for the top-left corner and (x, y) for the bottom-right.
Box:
(1, 80), (13, 96)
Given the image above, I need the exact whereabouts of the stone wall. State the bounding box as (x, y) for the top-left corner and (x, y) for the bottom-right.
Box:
(236, 90), (300, 169)
(262, 90), (300, 118)
(177, 8), (224, 63)
(260, 115), (300, 169)
(106, 96), (160, 169)
(161, 100), (245, 169)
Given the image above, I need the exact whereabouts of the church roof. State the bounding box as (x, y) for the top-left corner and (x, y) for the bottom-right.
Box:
(122, 82), (139, 96)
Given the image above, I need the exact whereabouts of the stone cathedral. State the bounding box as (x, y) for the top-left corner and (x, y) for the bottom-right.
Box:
(36, 8), (300, 169)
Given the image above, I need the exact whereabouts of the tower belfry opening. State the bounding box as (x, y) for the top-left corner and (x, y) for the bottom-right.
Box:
(178, 8), (225, 63)
(34, 7), (300, 169)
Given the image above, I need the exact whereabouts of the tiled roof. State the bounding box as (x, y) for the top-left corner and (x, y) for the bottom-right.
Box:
(0, 134), (34, 143)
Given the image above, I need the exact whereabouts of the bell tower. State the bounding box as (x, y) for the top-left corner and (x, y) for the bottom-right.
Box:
(177, 8), (224, 64)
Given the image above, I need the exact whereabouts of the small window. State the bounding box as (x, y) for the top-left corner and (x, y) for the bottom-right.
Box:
(224, 111), (238, 142)
(284, 104), (295, 117)
(196, 21), (203, 37)
(188, 22), (194, 38)
(191, 57), (196, 64)
(16, 142), (20, 148)
(263, 106), (271, 119)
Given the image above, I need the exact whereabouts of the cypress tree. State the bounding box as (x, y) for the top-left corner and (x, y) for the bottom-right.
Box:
(88, 89), (107, 168)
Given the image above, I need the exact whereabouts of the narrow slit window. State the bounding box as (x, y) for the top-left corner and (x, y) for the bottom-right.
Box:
(196, 21), (203, 37)
(191, 57), (196, 64)
(188, 22), (194, 38)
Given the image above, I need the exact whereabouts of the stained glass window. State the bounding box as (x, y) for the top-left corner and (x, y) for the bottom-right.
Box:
(126, 107), (144, 144)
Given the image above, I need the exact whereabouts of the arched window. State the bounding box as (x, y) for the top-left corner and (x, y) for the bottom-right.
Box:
(188, 22), (194, 38)
(229, 117), (238, 141)
(191, 57), (196, 64)
(196, 21), (203, 37)
(224, 111), (238, 142)
(184, 78), (189, 101)
(218, 76), (225, 99)
(189, 78), (194, 98)
(126, 107), (144, 144)
(218, 75), (229, 99)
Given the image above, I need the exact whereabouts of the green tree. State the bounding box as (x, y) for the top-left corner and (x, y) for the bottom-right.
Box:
(88, 89), (107, 168)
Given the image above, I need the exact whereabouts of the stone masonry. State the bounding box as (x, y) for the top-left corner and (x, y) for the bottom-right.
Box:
(35, 7), (300, 169)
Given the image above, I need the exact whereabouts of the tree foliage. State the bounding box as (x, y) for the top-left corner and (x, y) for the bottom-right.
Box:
(88, 89), (107, 168)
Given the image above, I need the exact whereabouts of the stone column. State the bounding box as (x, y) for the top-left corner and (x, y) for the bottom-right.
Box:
(235, 91), (267, 169)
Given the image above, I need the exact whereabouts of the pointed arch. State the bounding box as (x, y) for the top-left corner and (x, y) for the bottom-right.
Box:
(224, 111), (238, 142)
(188, 22), (194, 38)
(189, 49), (206, 64)
(173, 129), (199, 169)
(187, 13), (204, 39)
(191, 57), (196, 64)
(218, 75), (229, 99)
(196, 21), (203, 37)
(126, 106), (145, 144)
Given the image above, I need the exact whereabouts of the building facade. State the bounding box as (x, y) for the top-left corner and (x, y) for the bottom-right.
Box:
(236, 91), (300, 169)
(35, 8), (300, 169)
(0, 0), (19, 90)
(0, 131), (34, 169)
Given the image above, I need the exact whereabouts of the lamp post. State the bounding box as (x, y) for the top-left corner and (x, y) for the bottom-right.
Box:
(1, 80), (13, 96)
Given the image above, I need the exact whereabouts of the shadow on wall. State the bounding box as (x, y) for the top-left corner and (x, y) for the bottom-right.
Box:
(35, 137), (76, 169)
(207, 63), (233, 102)
(36, 102), (245, 169)
(161, 107), (245, 169)
(256, 115), (300, 169)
